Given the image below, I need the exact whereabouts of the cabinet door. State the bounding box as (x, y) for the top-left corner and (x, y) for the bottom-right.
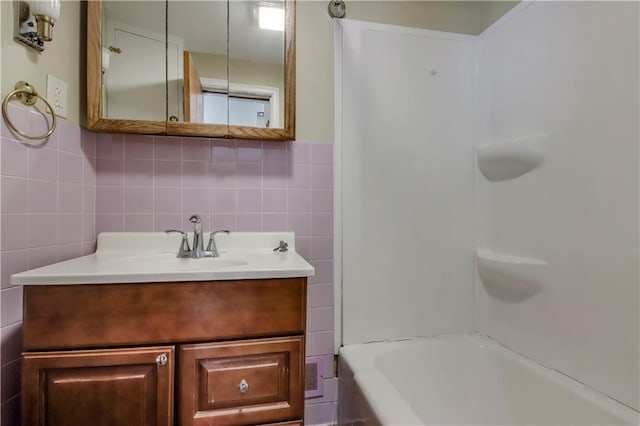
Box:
(180, 337), (304, 426)
(22, 346), (174, 426)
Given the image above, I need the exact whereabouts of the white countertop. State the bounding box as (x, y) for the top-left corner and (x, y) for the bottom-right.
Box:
(11, 232), (315, 285)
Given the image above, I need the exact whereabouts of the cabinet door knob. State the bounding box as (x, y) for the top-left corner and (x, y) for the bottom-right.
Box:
(156, 353), (168, 366)
(238, 379), (249, 393)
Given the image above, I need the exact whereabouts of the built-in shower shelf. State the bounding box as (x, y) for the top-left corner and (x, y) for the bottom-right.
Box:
(476, 135), (546, 181)
(476, 248), (548, 301)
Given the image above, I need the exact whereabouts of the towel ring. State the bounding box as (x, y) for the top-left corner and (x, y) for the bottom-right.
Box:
(2, 81), (57, 141)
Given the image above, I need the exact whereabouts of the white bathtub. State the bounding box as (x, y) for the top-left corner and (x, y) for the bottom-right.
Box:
(338, 334), (639, 425)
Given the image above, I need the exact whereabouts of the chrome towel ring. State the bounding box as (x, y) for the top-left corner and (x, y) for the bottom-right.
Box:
(2, 81), (57, 141)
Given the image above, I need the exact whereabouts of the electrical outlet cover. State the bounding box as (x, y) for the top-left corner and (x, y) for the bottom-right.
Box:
(46, 74), (68, 118)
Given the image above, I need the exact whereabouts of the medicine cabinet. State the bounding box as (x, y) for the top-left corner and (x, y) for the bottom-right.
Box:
(86, 0), (295, 140)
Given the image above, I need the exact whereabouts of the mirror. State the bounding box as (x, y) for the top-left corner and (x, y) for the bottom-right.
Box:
(86, 0), (295, 140)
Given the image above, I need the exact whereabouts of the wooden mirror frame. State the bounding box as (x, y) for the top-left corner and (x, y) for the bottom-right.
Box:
(86, 0), (295, 141)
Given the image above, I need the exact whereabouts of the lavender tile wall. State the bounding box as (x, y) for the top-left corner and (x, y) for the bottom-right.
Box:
(0, 104), (97, 426)
(0, 108), (335, 425)
(94, 135), (337, 424)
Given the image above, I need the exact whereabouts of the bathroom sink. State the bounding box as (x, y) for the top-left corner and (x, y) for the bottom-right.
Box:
(11, 232), (315, 285)
(173, 258), (248, 270)
(98, 254), (249, 272)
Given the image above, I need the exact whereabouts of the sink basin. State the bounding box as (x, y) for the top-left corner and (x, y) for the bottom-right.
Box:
(99, 254), (249, 272)
(11, 232), (315, 285)
(172, 258), (248, 270)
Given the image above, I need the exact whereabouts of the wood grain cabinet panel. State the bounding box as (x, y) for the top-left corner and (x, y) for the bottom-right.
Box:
(22, 278), (307, 426)
(180, 337), (304, 426)
(22, 346), (174, 426)
(23, 279), (306, 351)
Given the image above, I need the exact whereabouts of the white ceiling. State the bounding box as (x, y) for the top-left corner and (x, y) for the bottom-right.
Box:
(103, 1), (285, 64)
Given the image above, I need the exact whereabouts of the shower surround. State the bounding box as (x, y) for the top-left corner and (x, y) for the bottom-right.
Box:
(336, 0), (639, 422)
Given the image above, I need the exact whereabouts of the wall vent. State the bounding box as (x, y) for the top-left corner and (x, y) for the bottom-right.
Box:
(305, 356), (324, 398)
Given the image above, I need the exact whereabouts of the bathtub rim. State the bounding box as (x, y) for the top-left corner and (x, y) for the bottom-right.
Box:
(338, 333), (639, 425)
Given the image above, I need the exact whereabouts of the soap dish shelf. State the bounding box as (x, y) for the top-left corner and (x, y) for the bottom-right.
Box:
(476, 135), (546, 181)
(476, 248), (548, 302)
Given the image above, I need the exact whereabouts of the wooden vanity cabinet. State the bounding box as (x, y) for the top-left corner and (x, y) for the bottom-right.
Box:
(22, 278), (307, 426)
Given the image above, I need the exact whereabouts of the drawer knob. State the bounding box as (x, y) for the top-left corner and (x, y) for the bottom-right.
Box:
(156, 353), (168, 366)
(238, 379), (249, 393)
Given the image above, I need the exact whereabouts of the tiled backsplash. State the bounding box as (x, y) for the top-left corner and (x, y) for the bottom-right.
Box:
(0, 106), (336, 425)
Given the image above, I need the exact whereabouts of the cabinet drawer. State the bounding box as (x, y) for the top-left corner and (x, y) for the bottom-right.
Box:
(23, 278), (306, 350)
(22, 346), (174, 426)
(180, 337), (304, 426)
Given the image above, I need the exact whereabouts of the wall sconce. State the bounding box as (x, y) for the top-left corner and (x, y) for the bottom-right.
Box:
(14, 0), (61, 52)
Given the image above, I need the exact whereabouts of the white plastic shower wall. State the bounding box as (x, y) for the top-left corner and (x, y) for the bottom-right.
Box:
(475, 1), (639, 410)
(337, 20), (477, 346)
(337, 0), (639, 413)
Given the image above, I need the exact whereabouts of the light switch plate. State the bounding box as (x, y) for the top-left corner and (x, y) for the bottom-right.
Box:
(46, 74), (68, 118)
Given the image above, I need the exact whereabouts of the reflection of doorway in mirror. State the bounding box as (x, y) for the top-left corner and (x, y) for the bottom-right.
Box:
(203, 93), (271, 128)
(228, 96), (271, 128)
(201, 78), (280, 128)
(189, 52), (285, 128)
(104, 19), (182, 121)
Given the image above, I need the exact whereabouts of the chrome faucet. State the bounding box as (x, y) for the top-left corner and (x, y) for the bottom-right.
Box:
(189, 215), (205, 258)
(166, 215), (229, 258)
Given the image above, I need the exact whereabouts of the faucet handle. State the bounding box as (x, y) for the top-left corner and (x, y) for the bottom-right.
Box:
(189, 215), (201, 224)
(165, 229), (191, 254)
(206, 230), (230, 255)
(273, 240), (288, 252)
